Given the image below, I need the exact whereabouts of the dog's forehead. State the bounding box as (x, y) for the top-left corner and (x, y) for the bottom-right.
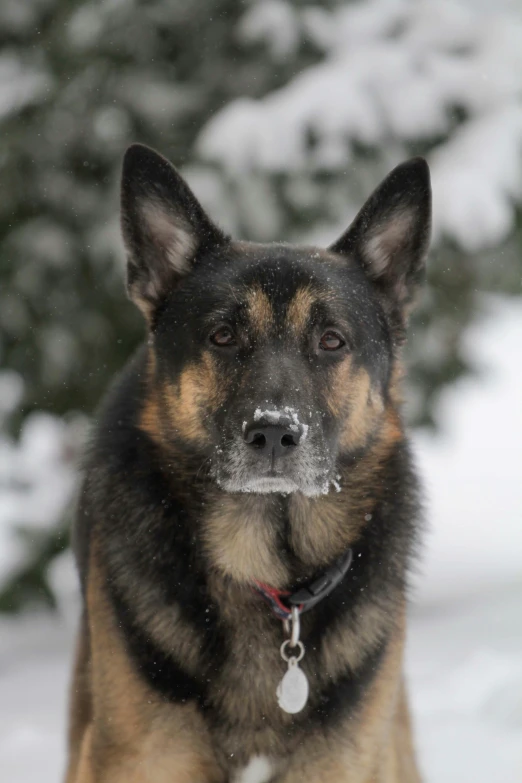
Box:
(210, 241), (347, 329)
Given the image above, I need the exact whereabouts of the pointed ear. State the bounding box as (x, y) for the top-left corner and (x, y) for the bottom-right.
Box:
(121, 144), (227, 319)
(330, 158), (431, 330)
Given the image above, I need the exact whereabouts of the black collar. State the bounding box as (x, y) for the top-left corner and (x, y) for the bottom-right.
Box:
(253, 548), (353, 621)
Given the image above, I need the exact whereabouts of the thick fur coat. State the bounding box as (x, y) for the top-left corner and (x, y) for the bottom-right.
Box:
(66, 145), (431, 783)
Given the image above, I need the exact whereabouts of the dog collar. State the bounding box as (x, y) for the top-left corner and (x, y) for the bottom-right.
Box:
(253, 548), (353, 622)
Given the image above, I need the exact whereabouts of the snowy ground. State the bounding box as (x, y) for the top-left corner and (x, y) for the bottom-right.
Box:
(1, 586), (520, 783)
(0, 297), (521, 782)
(407, 584), (522, 782)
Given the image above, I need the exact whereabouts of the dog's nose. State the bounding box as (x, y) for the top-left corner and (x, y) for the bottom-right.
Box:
(243, 424), (301, 458)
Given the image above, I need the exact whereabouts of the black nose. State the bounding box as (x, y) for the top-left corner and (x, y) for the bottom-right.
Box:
(244, 424), (301, 458)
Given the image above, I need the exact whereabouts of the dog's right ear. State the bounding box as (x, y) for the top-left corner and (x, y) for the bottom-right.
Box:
(329, 157), (431, 335)
(121, 144), (227, 319)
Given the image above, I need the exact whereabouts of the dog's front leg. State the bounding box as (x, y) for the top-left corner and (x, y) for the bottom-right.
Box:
(69, 554), (225, 783)
(70, 725), (226, 783)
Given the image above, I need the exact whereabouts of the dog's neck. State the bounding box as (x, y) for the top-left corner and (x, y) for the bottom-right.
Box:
(199, 411), (402, 590)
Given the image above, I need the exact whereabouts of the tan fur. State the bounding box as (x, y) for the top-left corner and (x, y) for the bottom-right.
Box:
(390, 681), (422, 783)
(202, 492), (289, 587)
(138, 392), (162, 442)
(66, 550), (224, 783)
(325, 355), (355, 418)
(141, 348), (226, 447)
(245, 286), (273, 336)
(164, 364), (209, 444)
(138, 348), (165, 442)
(65, 614), (92, 783)
(336, 366), (385, 451)
(388, 359), (406, 408)
(288, 489), (358, 568)
(286, 286), (316, 334)
(324, 359), (387, 454)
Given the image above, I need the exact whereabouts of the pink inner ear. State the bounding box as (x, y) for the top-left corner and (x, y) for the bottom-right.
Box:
(140, 198), (197, 276)
(363, 209), (415, 277)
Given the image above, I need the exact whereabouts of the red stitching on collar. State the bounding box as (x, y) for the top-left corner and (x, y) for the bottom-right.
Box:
(252, 580), (293, 620)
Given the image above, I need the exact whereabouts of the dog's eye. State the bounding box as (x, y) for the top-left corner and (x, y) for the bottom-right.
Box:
(210, 327), (236, 347)
(319, 331), (345, 351)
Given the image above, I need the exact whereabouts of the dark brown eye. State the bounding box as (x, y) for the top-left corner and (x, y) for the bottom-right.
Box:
(319, 331), (345, 351)
(210, 327), (236, 347)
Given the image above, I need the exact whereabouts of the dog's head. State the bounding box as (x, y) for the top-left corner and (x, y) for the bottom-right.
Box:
(121, 145), (431, 497)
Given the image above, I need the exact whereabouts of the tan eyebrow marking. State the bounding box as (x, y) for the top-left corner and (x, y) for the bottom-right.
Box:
(286, 286), (316, 334)
(245, 286), (273, 335)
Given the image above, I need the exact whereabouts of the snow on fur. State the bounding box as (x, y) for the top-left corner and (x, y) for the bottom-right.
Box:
(253, 406), (309, 441)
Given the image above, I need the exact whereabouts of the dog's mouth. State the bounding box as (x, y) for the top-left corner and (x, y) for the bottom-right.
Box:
(212, 457), (300, 494)
(229, 474), (301, 495)
(211, 447), (336, 497)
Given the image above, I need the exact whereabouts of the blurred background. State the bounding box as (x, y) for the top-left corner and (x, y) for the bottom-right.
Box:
(0, 0), (521, 780)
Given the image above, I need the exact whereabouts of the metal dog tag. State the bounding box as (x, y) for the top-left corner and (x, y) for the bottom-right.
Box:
(277, 656), (309, 714)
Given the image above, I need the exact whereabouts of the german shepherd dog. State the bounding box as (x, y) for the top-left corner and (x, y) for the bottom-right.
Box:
(66, 144), (431, 783)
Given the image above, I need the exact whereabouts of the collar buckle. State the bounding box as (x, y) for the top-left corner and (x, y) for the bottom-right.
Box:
(287, 548), (353, 613)
(253, 548), (353, 620)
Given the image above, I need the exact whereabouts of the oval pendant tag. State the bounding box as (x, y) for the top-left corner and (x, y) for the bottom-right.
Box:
(276, 660), (309, 714)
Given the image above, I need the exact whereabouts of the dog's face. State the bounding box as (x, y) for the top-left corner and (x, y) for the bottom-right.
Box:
(121, 145), (431, 496)
(152, 245), (392, 497)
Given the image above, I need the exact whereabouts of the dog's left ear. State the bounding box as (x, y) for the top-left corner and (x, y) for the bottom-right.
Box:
(330, 158), (431, 329)
(121, 144), (227, 319)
